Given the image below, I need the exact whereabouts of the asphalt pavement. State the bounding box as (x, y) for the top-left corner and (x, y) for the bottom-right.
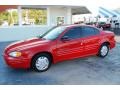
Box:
(0, 41), (120, 85)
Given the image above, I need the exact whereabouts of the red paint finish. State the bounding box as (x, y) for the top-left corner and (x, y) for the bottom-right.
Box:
(3, 25), (116, 69)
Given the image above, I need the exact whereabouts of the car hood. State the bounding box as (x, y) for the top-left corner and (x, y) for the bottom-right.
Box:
(5, 37), (50, 52)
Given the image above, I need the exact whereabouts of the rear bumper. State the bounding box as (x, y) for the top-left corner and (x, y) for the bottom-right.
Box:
(3, 54), (30, 69)
(110, 40), (116, 49)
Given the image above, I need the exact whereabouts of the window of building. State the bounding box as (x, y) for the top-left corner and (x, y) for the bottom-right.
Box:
(57, 16), (65, 25)
(0, 8), (47, 26)
(0, 10), (18, 26)
(22, 8), (47, 25)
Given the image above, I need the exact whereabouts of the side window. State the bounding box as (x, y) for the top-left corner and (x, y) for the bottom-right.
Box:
(93, 28), (100, 35)
(63, 27), (82, 39)
(82, 27), (99, 37)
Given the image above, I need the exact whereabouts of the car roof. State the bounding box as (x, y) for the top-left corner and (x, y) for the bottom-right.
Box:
(59, 24), (96, 28)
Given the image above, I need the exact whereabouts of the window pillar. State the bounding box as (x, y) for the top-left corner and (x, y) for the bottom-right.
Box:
(47, 7), (50, 26)
(67, 7), (72, 24)
(18, 5), (22, 26)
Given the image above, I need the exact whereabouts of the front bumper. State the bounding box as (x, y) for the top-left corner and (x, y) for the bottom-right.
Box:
(3, 54), (31, 69)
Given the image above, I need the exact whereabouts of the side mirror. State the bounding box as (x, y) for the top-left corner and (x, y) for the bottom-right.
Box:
(61, 36), (70, 41)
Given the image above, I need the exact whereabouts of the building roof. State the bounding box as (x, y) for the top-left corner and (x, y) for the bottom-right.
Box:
(0, 5), (17, 12)
(0, 5), (91, 15)
(99, 7), (120, 17)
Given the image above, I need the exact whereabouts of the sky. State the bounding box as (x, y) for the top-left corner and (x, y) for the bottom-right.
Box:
(80, 0), (120, 9)
(0, 0), (120, 10)
(0, 0), (120, 15)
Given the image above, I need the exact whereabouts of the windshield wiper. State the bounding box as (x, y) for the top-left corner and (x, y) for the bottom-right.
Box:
(37, 35), (43, 38)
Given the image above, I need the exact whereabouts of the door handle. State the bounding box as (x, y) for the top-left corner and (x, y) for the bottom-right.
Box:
(80, 42), (83, 45)
(80, 40), (84, 45)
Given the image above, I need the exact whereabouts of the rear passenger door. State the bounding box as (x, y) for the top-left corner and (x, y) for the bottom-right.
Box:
(82, 26), (100, 55)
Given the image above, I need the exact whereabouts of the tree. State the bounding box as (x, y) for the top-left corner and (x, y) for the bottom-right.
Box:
(23, 9), (47, 25)
(0, 8), (47, 26)
(0, 11), (9, 25)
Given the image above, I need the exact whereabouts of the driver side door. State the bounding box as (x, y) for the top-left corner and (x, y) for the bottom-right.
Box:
(56, 26), (85, 61)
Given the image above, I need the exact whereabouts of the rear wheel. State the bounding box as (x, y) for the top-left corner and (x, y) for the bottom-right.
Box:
(98, 44), (109, 57)
(31, 53), (52, 72)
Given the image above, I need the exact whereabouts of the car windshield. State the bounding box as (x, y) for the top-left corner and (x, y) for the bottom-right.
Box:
(39, 26), (66, 40)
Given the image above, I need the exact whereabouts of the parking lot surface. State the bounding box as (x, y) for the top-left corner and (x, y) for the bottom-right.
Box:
(0, 40), (120, 85)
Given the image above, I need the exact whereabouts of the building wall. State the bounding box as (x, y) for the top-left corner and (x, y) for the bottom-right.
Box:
(49, 7), (68, 26)
(19, 6), (71, 26)
(0, 6), (72, 42)
(0, 26), (52, 42)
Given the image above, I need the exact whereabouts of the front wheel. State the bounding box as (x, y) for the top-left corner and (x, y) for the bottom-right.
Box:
(31, 53), (52, 72)
(98, 44), (109, 57)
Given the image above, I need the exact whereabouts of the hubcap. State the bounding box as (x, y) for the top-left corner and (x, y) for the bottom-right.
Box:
(35, 56), (49, 70)
(101, 46), (108, 56)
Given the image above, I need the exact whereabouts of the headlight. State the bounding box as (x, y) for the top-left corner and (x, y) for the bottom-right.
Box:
(9, 51), (22, 57)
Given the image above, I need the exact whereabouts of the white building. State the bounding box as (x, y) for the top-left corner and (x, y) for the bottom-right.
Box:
(0, 5), (91, 41)
(0, 5), (91, 26)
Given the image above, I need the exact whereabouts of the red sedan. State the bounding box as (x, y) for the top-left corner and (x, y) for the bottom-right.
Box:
(3, 25), (116, 72)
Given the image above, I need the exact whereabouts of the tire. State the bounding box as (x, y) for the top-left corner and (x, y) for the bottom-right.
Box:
(31, 53), (52, 72)
(98, 44), (109, 58)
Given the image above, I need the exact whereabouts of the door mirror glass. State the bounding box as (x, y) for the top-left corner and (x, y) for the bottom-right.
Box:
(61, 36), (70, 41)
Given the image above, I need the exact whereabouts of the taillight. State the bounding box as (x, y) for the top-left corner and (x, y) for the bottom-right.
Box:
(110, 35), (115, 41)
